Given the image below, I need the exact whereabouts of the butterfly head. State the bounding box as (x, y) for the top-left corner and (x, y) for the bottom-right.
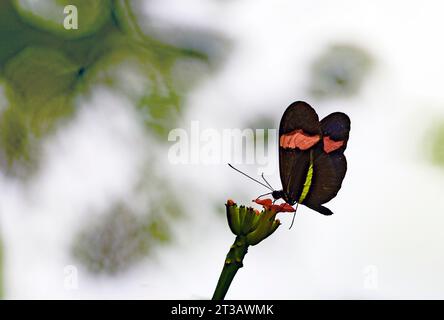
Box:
(272, 190), (285, 201)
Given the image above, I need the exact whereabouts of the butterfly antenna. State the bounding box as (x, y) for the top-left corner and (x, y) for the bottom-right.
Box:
(228, 164), (274, 191)
(289, 203), (299, 229)
(261, 173), (274, 189)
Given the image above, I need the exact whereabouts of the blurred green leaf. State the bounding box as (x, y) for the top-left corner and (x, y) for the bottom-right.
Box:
(310, 44), (372, 98)
(0, 106), (29, 166)
(72, 202), (176, 275)
(429, 121), (444, 167)
(72, 206), (153, 275)
(13, 0), (111, 38)
(0, 0), (216, 172)
(2, 47), (79, 150)
(71, 167), (184, 275)
(147, 219), (170, 243)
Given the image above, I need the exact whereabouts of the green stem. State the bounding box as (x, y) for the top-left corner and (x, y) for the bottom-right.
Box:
(212, 236), (249, 300)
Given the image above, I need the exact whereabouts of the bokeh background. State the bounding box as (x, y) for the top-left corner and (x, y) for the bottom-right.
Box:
(0, 0), (444, 299)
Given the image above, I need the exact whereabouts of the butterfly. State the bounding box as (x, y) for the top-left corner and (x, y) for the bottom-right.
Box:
(270, 101), (350, 216)
(229, 101), (350, 217)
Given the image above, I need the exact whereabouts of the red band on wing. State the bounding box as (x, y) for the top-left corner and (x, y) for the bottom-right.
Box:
(279, 129), (320, 150)
(323, 136), (344, 153)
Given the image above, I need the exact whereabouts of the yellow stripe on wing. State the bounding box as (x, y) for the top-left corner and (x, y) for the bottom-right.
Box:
(298, 150), (314, 204)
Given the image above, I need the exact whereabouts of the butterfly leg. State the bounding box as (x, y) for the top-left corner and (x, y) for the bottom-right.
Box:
(289, 203), (299, 229)
(256, 192), (272, 199)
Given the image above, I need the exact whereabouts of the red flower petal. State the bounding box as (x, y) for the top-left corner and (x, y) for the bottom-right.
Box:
(253, 198), (295, 213)
(277, 203), (296, 212)
(269, 204), (282, 212)
(253, 198), (273, 207)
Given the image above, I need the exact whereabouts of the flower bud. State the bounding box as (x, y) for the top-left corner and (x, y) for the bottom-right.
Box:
(225, 199), (281, 246)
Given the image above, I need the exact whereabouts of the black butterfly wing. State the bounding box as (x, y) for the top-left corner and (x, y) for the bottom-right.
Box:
(320, 112), (351, 153)
(303, 112), (351, 215)
(303, 149), (347, 215)
(279, 150), (311, 204)
(279, 101), (322, 204)
(279, 101), (322, 136)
